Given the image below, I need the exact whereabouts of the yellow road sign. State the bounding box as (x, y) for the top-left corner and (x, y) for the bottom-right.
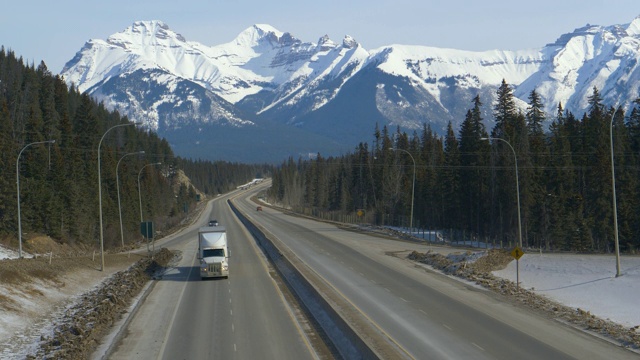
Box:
(511, 246), (524, 260)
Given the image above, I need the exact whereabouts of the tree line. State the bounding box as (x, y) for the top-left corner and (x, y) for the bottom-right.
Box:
(0, 48), (268, 250)
(268, 80), (640, 252)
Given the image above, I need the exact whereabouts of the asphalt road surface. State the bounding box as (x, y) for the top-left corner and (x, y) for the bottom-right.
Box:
(105, 181), (638, 359)
(107, 189), (319, 360)
(231, 182), (638, 360)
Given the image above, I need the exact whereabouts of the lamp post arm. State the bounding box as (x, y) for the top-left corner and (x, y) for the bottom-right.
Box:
(481, 137), (522, 248)
(117, 151), (145, 249)
(389, 148), (416, 234)
(98, 122), (138, 271)
(16, 139), (55, 259)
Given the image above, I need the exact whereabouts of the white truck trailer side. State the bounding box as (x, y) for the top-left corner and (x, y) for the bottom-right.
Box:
(198, 226), (229, 279)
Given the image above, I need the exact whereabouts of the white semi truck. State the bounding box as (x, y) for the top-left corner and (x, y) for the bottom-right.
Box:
(198, 226), (229, 279)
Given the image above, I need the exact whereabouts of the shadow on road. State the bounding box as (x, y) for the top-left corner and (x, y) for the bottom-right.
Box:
(157, 265), (228, 282)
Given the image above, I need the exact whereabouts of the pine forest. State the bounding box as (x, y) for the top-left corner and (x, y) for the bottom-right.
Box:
(0, 48), (270, 251)
(269, 80), (640, 253)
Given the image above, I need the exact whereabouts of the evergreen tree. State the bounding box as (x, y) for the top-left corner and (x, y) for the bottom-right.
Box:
(489, 80), (529, 246)
(0, 99), (15, 234)
(0, 48), (261, 249)
(491, 79), (519, 139)
(547, 104), (576, 249)
(525, 89), (548, 248)
(458, 95), (490, 237)
(626, 99), (640, 250)
(440, 122), (461, 230)
(581, 88), (611, 251)
(610, 105), (636, 252)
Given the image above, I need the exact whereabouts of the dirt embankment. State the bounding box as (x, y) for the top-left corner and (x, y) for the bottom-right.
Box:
(15, 248), (175, 359)
(407, 249), (640, 350)
(0, 235), (175, 360)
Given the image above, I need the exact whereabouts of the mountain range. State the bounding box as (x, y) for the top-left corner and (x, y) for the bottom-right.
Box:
(60, 17), (640, 163)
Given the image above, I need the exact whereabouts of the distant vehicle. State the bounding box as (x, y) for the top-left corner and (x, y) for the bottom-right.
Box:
(198, 226), (228, 279)
(256, 206), (263, 211)
(208, 219), (219, 226)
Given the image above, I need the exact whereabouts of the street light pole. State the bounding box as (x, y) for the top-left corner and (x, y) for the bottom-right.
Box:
(16, 139), (55, 258)
(116, 151), (145, 249)
(98, 122), (138, 271)
(389, 148), (415, 234)
(610, 106), (622, 277)
(481, 137), (522, 248)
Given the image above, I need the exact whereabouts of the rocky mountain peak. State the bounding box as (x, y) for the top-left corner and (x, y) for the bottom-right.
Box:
(626, 16), (640, 37)
(59, 17), (640, 162)
(232, 24), (295, 47)
(342, 35), (358, 49)
(108, 20), (187, 48)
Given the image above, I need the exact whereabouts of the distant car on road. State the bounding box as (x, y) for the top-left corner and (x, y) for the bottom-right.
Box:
(208, 219), (219, 226)
(256, 206), (263, 211)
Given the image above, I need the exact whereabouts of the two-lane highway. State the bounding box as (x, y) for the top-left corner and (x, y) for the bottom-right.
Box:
(106, 190), (320, 359)
(232, 182), (638, 359)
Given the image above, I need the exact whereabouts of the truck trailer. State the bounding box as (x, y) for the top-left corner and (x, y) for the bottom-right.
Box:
(198, 226), (229, 279)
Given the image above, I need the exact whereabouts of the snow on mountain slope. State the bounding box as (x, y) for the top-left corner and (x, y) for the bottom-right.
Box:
(516, 17), (640, 113)
(59, 16), (640, 162)
(204, 24), (370, 110)
(63, 17), (640, 121)
(64, 21), (370, 113)
(65, 17), (640, 115)
(369, 45), (544, 111)
(63, 21), (222, 93)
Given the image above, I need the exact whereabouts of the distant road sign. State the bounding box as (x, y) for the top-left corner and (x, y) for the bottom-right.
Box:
(511, 246), (524, 260)
(140, 221), (154, 239)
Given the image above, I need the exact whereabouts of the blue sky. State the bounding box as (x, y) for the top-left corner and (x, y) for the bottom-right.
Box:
(3, 0), (638, 73)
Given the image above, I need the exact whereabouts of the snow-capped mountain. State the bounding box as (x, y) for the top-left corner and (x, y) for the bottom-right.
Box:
(61, 17), (640, 163)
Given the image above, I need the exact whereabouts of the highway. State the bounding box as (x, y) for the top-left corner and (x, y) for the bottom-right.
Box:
(106, 189), (322, 359)
(104, 181), (638, 359)
(231, 182), (639, 360)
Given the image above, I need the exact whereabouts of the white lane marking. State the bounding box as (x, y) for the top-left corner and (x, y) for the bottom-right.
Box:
(419, 309), (427, 315)
(472, 342), (485, 351)
(359, 272), (364, 276)
(234, 344), (237, 352)
(232, 323), (235, 332)
(157, 258), (196, 360)
(384, 288), (391, 292)
(443, 324), (453, 331)
(399, 297), (408, 302)
(230, 310), (233, 316)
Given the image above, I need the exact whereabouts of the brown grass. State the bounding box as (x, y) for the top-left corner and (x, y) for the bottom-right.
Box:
(0, 267), (30, 285)
(0, 293), (19, 311)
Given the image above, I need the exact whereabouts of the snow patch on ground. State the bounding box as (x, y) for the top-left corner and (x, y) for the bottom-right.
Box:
(493, 253), (640, 328)
(0, 244), (30, 259)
